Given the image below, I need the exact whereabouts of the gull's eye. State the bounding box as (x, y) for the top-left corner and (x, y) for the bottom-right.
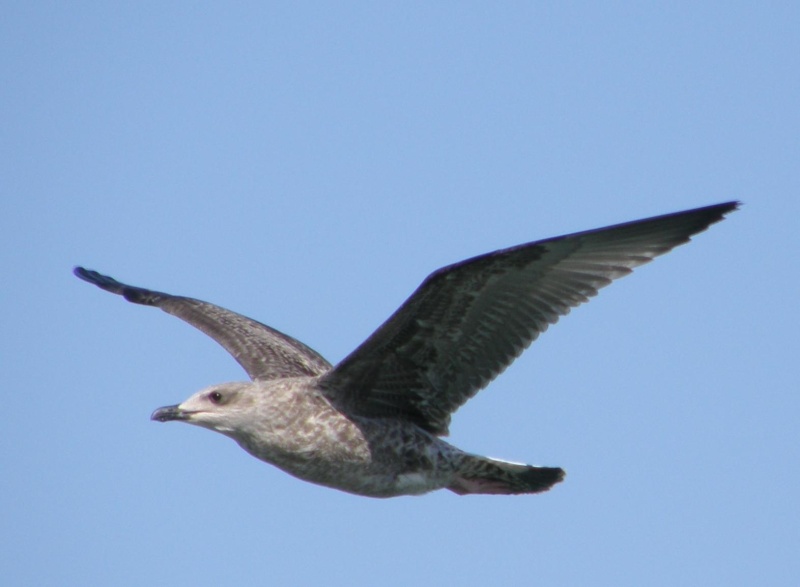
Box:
(208, 391), (224, 404)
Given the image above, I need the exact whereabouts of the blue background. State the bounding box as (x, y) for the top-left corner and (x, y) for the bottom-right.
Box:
(3, 3), (798, 586)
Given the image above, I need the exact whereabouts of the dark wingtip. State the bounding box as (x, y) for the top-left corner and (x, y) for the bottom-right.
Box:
(687, 200), (740, 236)
(713, 200), (741, 216)
(73, 266), (127, 294)
(73, 266), (104, 284)
(692, 200), (740, 228)
(74, 267), (167, 305)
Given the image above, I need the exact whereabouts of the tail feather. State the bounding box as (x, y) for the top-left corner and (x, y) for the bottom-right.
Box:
(448, 455), (565, 495)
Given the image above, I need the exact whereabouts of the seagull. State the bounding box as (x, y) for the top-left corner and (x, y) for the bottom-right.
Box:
(75, 202), (737, 497)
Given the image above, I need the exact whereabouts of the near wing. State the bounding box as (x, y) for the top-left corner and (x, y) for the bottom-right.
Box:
(319, 201), (738, 435)
(74, 268), (332, 380)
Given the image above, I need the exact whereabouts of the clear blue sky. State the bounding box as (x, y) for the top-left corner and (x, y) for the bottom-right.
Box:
(2, 3), (798, 586)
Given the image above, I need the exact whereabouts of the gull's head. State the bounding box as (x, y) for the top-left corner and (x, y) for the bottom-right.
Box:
(151, 382), (257, 435)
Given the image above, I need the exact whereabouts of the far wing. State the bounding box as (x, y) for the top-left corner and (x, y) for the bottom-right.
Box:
(74, 268), (332, 380)
(319, 202), (738, 435)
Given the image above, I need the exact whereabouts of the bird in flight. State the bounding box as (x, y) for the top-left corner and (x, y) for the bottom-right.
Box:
(75, 202), (737, 497)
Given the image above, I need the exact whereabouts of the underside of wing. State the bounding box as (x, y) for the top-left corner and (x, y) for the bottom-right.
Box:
(319, 201), (738, 435)
(74, 268), (332, 380)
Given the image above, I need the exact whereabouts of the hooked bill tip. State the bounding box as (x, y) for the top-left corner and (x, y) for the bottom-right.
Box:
(150, 404), (190, 422)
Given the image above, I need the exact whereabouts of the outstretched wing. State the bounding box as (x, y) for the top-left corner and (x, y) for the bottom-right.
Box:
(320, 202), (738, 435)
(74, 268), (332, 380)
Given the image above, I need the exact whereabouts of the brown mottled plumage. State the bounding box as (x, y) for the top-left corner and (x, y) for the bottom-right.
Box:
(75, 202), (737, 497)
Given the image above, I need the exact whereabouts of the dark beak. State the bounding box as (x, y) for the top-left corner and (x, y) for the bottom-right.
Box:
(151, 404), (193, 422)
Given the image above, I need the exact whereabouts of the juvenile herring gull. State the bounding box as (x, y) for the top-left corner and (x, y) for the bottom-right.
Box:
(75, 202), (737, 497)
